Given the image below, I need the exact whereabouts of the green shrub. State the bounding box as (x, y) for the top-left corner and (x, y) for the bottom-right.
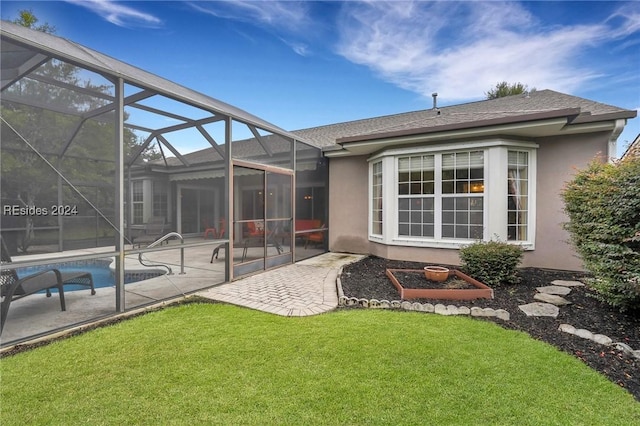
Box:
(459, 240), (524, 287)
(562, 157), (640, 312)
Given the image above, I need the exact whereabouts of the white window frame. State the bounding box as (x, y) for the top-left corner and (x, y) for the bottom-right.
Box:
(367, 138), (537, 249)
(369, 160), (384, 240)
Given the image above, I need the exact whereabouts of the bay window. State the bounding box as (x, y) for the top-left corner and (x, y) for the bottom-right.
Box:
(370, 139), (536, 248)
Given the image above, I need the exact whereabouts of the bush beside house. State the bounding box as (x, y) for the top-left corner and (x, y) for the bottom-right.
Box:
(562, 157), (640, 312)
(459, 240), (524, 287)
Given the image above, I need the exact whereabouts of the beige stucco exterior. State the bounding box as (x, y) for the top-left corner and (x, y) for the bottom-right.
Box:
(328, 132), (612, 271)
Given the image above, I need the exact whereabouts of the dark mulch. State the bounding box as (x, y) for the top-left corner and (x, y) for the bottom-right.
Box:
(340, 256), (640, 402)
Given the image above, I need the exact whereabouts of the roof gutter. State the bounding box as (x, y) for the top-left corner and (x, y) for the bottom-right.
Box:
(608, 118), (627, 162)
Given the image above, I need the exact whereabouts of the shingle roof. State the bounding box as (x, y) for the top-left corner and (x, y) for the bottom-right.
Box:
(292, 90), (636, 148)
(622, 134), (640, 159)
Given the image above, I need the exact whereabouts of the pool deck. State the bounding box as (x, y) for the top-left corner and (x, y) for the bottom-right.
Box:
(1, 247), (364, 350)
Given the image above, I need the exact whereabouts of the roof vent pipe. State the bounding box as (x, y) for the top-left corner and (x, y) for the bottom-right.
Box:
(432, 92), (438, 109)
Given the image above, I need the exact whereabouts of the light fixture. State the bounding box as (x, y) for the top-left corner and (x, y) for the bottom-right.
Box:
(470, 182), (484, 193)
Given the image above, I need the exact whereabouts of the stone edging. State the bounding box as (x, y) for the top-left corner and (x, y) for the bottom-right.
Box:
(337, 266), (637, 359)
(558, 324), (640, 360)
(336, 266), (510, 321)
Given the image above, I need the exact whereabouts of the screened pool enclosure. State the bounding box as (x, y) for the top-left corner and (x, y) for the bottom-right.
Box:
(0, 22), (328, 345)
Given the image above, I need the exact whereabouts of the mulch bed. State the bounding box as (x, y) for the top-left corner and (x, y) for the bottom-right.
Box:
(340, 256), (640, 402)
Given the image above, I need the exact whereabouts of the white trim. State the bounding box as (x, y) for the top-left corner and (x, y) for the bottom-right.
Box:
(487, 147), (508, 241)
(368, 138), (538, 162)
(527, 149), (537, 249)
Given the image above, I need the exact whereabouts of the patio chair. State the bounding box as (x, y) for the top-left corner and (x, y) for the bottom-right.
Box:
(133, 216), (167, 248)
(304, 224), (326, 249)
(0, 237), (96, 334)
(202, 217), (217, 239)
(241, 221), (283, 262)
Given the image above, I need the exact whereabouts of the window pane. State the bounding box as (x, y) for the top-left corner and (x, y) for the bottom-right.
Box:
(423, 212), (434, 224)
(470, 198), (483, 210)
(442, 196), (483, 240)
(442, 211), (454, 223)
(470, 168), (484, 179)
(373, 222), (382, 234)
(442, 151), (484, 196)
(443, 198), (454, 209)
(470, 226), (483, 239)
(456, 169), (469, 179)
(508, 150), (529, 241)
(398, 195), (434, 237)
(371, 160), (383, 236)
(398, 157), (410, 171)
(455, 198), (468, 209)
(455, 225), (468, 238)
(424, 170), (434, 180)
(470, 212), (483, 225)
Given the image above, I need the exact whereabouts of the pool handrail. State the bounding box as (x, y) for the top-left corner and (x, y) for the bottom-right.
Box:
(138, 232), (185, 275)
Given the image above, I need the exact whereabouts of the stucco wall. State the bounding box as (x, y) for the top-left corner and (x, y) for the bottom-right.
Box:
(328, 155), (370, 254)
(524, 132), (610, 270)
(327, 131), (612, 271)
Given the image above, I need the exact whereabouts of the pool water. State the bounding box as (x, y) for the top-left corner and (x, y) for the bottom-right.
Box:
(15, 260), (164, 292)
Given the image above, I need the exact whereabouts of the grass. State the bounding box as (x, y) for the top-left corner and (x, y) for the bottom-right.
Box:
(1, 303), (639, 425)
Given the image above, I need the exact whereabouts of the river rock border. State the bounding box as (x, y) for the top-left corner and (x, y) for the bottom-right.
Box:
(558, 324), (640, 360)
(337, 266), (638, 359)
(336, 266), (510, 321)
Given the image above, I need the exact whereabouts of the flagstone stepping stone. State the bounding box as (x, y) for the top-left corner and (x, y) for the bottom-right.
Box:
(536, 285), (571, 296)
(534, 292), (572, 306)
(518, 302), (560, 318)
(551, 280), (585, 287)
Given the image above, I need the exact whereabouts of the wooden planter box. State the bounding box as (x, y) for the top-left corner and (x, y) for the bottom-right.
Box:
(385, 268), (493, 300)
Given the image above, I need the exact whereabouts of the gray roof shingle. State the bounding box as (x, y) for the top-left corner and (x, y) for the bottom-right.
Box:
(292, 90), (636, 148)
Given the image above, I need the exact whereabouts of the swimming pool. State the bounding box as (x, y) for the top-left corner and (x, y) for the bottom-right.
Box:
(14, 259), (165, 291)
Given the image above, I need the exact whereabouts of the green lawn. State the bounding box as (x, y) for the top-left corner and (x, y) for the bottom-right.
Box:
(1, 303), (638, 425)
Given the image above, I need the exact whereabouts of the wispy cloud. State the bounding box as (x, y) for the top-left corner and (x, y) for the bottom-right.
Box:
(66, 0), (162, 28)
(188, 0), (313, 55)
(335, 1), (640, 102)
(186, 1), (639, 100)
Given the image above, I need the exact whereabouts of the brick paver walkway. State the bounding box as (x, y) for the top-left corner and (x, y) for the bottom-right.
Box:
(197, 253), (364, 316)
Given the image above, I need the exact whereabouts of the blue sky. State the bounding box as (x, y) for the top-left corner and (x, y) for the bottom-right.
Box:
(2, 1), (639, 156)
